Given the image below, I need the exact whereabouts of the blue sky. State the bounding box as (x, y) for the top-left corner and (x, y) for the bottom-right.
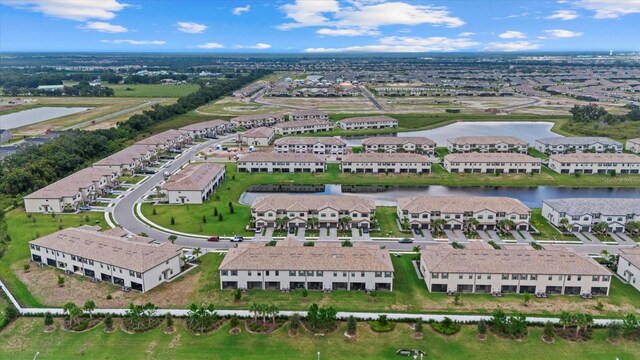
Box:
(1, 0), (639, 53)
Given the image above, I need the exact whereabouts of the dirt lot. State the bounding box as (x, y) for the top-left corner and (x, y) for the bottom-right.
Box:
(263, 96), (378, 113)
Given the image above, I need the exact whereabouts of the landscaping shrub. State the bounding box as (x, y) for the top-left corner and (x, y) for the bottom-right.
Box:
(431, 317), (461, 335)
(369, 315), (396, 333)
(347, 316), (357, 335)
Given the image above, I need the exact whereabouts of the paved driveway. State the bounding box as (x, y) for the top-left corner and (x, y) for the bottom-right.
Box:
(329, 227), (338, 240)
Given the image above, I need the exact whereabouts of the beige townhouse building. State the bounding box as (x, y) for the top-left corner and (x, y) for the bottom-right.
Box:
(24, 167), (119, 213)
(274, 136), (347, 155)
(547, 153), (640, 175)
(274, 119), (334, 135)
(541, 198), (640, 233)
(397, 196), (531, 231)
(231, 113), (286, 128)
(29, 226), (182, 293)
(251, 194), (376, 230)
(219, 239), (393, 291)
(443, 153), (541, 174)
(535, 137), (623, 154)
(93, 144), (158, 175)
(289, 110), (329, 121)
(362, 136), (436, 155)
(420, 243), (611, 296)
(336, 115), (399, 130)
(161, 163), (226, 204)
(240, 127), (275, 146)
(340, 153), (432, 174)
(626, 138), (640, 154)
(237, 152), (326, 173)
(180, 119), (235, 138)
(447, 136), (528, 154)
(617, 248), (640, 293)
(135, 129), (191, 150)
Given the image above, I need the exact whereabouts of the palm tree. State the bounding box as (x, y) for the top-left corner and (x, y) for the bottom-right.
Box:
(625, 221), (640, 236)
(269, 304), (279, 325)
(306, 217), (319, 231)
(281, 216), (290, 230)
(401, 217), (410, 230)
(193, 247), (203, 259)
(432, 219), (447, 234)
(250, 303), (259, 323)
(559, 217), (570, 231)
(497, 219), (515, 234)
(465, 218), (480, 233)
(275, 218), (285, 232)
(63, 302), (82, 327)
(559, 311), (571, 330)
(83, 300), (96, 319)
(339, 216), (352, 231)
(592, 221), (609, 235)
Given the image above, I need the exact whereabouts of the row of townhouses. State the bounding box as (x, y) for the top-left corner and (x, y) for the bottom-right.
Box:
(535, 137), (623, 154)
(340, 153), (432, 173)
(251, 195), (376, 230)
(617, 248), (640, 293)
(362, 137), (436, 155)
(274, 137), (347, 155)
(397, 196), (531, 231)
(29, 226), (182, 292)
(274, 119), (334, 135)
(237, 153), (326, 173)
(336, 115), (398, 130)
(420, 243), (611, 296)
(161, 163), (226, 204)
(547, 153), (640, 175)
(447, 136), (528, 154)
(627, 138), (640, 154)
(443, 153), (541, 174)
(230, 111), (330, 129)
(541, 198), (640, 233)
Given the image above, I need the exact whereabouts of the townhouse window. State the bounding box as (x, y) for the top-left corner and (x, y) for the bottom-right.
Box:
(592, 276), (599, 282)
(343, 272), (347, 277)
(316, 271), (323, 277)
(477, 275), (482, 279)
(567, 275), (572, 281)
(548, 276), (553, 281)
(221, 270), (228, 276)
(577, 276), (581, 281)
(441, 273), (449, 279)
(422, 214), (428, 219)
(469, 275), (473, 279)
(384, 272), (391, 278)
(511, 274), (518, 280)
(352, 213), (358, 218)
(266, 271), (270, 276)
(351, 272), (356, 277)
(275, 271), (279, 276)
(289, 271), (295, 276)
(530, 275), (537, 280)
(458, 274), (463, 279)
(248, 271), (252, 276)
(521, 275), (527, 280)
(502, 274), (508, 280)
(432, 273), (439, 279)
(307, 271), (313, 276)
(557, 276), (562, 281)
(477, 215), (484, 219)
(257, 272), (261, 276)
(333, 272), (337, 277)
(299, 271), (305, 276)
(603, 276), (609, 281)
(488, 215), (494, 219)
(129, 271), (134, 276)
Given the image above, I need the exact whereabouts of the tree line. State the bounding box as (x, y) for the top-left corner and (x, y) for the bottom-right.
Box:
(569, 104), (640, 124)
(0, 70), (271, 197)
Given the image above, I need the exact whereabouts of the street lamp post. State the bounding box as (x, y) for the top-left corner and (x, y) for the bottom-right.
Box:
(317, 351), (320, 360)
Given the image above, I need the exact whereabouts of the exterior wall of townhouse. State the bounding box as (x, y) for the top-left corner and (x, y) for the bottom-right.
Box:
(241, 135), (273, 146)
(541, 203), (638, 233)
(275, 144), (347, 155)
(617, 256), (640, 293)
(364, 144), (435, 155)
(237, 161), (325, 173)
(535, 141), (622, 154)
(274, 124), (333, 135)
(397, 208), (530, 231)
(627, 140), (640, 154)
(290, 114), (329, 121)
(547, 158), (640, 175)
(232, 116), (285, 129)
(337, 120), (398, 130)
(25, 197), (67, 213)
(341, 161), (431, 174)
(166, 170), (225, 204)
(419, 258), (610, 295)
(253, 207), (373, 229)
(447, 142), (527, 154)
(220, 269), (393, 291)
(29, 244), (181, 292)
(443, 159), (541, 174)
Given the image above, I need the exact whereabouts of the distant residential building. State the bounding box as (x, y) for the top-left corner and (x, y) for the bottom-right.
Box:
(231, 113), (286, 128)
(541, 198), (640, 233)
(274, 119), (334, 135)
(29, 226), (182, 292)
(233, 81), (268, 98)
(274, 136), (347, 155)
(547, 153), (640, 175)
(94, 144), (157, 176)
(240, 127), (275, 146)
(397, 196), (531, 231)
(251, 195), (376, 229)
(617, 248), (640, 293)
(0, 145), (18, 159)
(237, 152), (326, 173)
(336, 116), (398, 130)
(447, 136), (528, 154)
(289, 110), (329, 121)
(0, 129), (12, 144)
(162, 163), (225, 204)
(535, 137), (623, 154)
(219, 239), (393, 291)
(420, 244), (611, 295)
(626, 138), (640, 154)
(340, 153), (432, 174)
(180, 120), (235, 138)
(443, 153), (541, 174)
(362, 136), (436, 155)
(37, 85), (64, 91)
(24, 167), (119, 213)
(135, 129), (191, 150)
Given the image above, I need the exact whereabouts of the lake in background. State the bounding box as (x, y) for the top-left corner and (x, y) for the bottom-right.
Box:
(340, 121), (562, 147)
(0, 107), (90, 129)
(240, 184), (640, 208)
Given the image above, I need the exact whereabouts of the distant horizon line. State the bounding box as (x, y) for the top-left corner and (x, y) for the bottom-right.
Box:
(1, 50), (637, 55)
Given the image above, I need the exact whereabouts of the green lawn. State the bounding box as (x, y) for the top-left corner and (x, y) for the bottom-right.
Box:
(119, 175), (146, 184)
(108, 84), (200, 97)
(0, 209), (107, 307)
(371, 207), (407, 238)
(530, 209), (579, 241)
(2, 317), (639, 360)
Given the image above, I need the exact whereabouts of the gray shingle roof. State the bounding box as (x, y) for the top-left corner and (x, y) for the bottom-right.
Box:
(542, 198), (640, 216)
(536, 137), (622, 146)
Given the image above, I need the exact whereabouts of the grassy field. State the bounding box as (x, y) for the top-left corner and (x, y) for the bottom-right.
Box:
(559, 119), (640, 142)
(107, 84), (200, 97)
(530, 209), (578, 242)
(0, 209), (107, 308)
(2, 318), (639, 360)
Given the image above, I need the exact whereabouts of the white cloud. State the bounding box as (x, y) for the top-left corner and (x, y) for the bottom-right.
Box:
(237, 43), (272, 49)
(459, 32), (475, 37)
(232, 5), (251, 15)
(574, 0), (640, 19)
(2, 0), (128, 21)
(499, 31), (526, 39)
(100, 39), (166, 45)
(545, 10), (579, 20)
(316, 28), (379, 36)
(79, 21), (128, 33)
(543, 29), (583, 38)
(176, 22), (207, 34)
(483, 41), (540, 52)
(304, 36), (479, 52)
(278, 0), (464, 31)
(196, 42), (225, 49)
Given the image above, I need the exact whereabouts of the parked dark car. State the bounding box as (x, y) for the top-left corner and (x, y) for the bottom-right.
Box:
(398, 238), (414, 244)
(208, 236), (220, 242)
